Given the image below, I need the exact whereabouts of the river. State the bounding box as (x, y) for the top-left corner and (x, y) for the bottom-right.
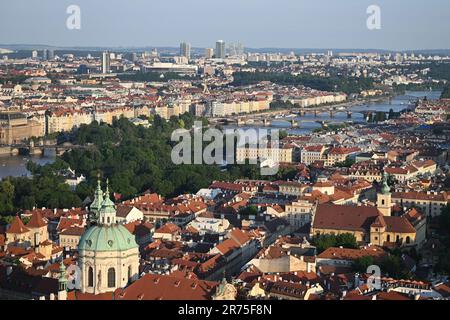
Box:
(226, 90), (442, 135)
(0, 150), (56, 180)
(0, 91), (442, 179)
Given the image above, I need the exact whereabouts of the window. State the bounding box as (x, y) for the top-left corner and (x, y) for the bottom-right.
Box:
(381, 199), (385, 205)
(128, 265), (132, 280)
(406, 236), (411, 244)
(107, 268), (116, 288)
(88, 267), (94, 287)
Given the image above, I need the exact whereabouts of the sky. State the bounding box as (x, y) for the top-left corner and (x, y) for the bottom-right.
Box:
(0, 0), (449, 50)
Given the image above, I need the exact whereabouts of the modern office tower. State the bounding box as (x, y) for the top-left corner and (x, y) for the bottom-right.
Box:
(236, 42), (244, 55)
(31, 50), (38, 59)
(42, 49), (48, 60)
(216, 40), (226, 59)
(78, 64), (88, 74)
(131, 52), (138, 62)
(102, 51), (111, 74)
(205, 48), (214, 59)
(395, 53), (403, 64)
(180, 42), (191, 60)
(48, 49), (55, 60)
(227, 43), (236, 56)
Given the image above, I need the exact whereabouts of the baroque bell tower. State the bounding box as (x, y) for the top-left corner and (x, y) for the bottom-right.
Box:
(377, 172), (392, 216)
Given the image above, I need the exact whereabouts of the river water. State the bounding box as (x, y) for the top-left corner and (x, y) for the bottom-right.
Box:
(0, 91), (442, 179)
(0, 150), (56, 180)
(227, 90), (441, 135)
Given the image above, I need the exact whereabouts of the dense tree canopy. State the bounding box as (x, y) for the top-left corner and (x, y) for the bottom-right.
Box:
(231, 72), (374, 94)
(312, 233), (358, 253)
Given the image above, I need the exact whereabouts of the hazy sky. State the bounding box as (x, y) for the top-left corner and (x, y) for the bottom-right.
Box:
(1, 0), (449, 50)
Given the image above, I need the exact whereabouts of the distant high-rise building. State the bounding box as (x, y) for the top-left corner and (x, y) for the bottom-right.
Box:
(215, 40), (226, 59)
(205, 48), (214, 59)
(131, 52), (138, 62)
(102, 51), (111, 74)
(237, 42), (244, 55)
(48, 49), (54, 60)
(180, 42), (191, 60)
(31, 50), (38, 59)
(42, 49), (48, 60)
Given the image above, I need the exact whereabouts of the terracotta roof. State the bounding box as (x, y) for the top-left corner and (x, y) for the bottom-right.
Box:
(317, 246), (386, 261)
(115, 205), (134, 218)
(114, 274), (218, 300)
(6, 216), (30, 234)
(60, 226), (85, 236)
(376, 291), (411, 300)
(383, 216), (416, 233)
(313, 204), (381, 232)
(57, 217), (84, 232)
(155, 222), (181, 234)
(26, 211), (47, 229)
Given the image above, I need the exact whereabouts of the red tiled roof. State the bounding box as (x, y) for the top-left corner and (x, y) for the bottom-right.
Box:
(114, 274), (218, 300)
(313, 204), (381, 232)
(6, 216), (30, 234)
(26, 211), (47, 229)
(317, 246), (386, 261)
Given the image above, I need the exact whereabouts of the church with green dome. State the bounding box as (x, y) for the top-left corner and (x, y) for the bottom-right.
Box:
(78, 179), (140, 294)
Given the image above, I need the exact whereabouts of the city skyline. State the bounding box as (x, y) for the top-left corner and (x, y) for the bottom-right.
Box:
(1, 0), (450, 51)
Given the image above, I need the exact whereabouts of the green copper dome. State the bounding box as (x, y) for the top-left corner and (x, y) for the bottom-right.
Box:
(78, 224), (138, 252)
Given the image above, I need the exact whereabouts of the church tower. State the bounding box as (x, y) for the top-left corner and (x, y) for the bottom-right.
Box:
(98, 180), (116, 225)
(89, 176), (103, 224)
(78, 179), (139, 295)
(377, 172), (392, 216)
(58, 260), (68, 300)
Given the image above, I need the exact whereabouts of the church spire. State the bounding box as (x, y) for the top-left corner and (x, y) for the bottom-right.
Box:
(89, 173), (104, 219)
(381, 172), (391, 194)
(98, 178), (116, 226)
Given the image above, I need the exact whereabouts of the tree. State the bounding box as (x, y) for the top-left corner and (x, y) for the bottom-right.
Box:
(0, 180), (15, 215)
(312, 233), (358, 253)
(353, 256), (375, 273)
(380, 255), (403, 278)
(239, 205), (258, 216)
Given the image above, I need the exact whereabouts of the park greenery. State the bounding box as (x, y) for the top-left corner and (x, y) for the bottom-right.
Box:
(441, 84), (450, 99)
(118, 72), (199, 82)
(231, 71), (374, 94)
(435, 204), (450, 275)
(311, 233), (358, 254)
(0, 113), (273, 218)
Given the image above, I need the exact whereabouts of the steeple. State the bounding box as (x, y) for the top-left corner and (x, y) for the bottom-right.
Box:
(58, 259), (68, 300)
(381, 172), (391, 195)
(89, 174), (104, 218)
(98, 179), (117, 226)
(377, 172), (392, 216)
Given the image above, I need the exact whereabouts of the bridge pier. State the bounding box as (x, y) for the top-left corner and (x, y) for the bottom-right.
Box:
(347, 111), (352, 118)
(291, 119), (298, 127)
(263, 119), (271, 127)
(329, 110), (334, 118)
